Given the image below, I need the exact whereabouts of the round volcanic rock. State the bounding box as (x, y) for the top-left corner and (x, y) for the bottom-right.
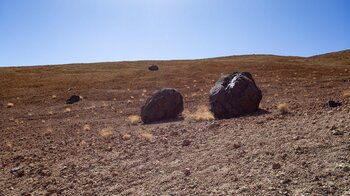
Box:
(66, 95), (80, 104)
(141, 88), (183, 124)
(148, 64), (159, 71)
(209, 72), (262, 119)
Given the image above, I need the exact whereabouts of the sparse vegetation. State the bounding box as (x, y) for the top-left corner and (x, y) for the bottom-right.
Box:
(128, 115), (141, 125)
(52, 95), (57, 99)
(83, 124), (91, 131)
(182, 105), (214, 121)
(121, 133), (132, 140)
(46, 127), (53, 134)
(99, 128), (113, 137)
(7, 102), (14, 108)
(79, 140), (87, 146)
(64, 107), (71, 112)
(277, 103), (289, 114)
(140, 132), (153, 142)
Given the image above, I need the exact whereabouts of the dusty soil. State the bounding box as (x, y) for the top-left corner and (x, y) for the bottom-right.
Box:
(1, 50), (350, 195)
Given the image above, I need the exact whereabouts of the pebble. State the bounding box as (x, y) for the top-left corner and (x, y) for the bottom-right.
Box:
(182, 140), (191, 147)
(331, 130), (344, 136)
(272, 163), (281, 169)
(183, 168), (191, 176)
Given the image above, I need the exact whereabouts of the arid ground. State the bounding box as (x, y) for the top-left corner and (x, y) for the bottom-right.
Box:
(1, 50), (350, 195)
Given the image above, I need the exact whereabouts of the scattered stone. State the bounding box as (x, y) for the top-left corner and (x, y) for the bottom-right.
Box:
(233, 143), (241, 149)
(148, 64), (159, 71)
(182, 139), (191, 147)
(336, 163), (350, 172)
(10, 167), (20, 173)
(209, 72), (262, 119)
(272, 163), (281, 169)
(10, 167), (24, 177)
(325, 100), (342, 108)
(141, 88), (183, 123)
(208, 122), (220, 129)
(66, 95), (80, 104)
(281, 178), (291, 184)
(183, 168), (191, 176)
(331, 129), (344, 136)
(7, 102), (14, 108)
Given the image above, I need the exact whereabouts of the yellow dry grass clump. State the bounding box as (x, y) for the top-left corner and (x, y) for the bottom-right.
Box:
(277, 103), (289, 114)
(128, 115), (141, 125)
(99, 128), (113, 137)
(7, 102), (14, 108)
(46, 127), (53, 134)
(121, 133), (132, 140)
(64, 107), (71, 112)
(52, 95), (57, 99)
(83, 124), (91, 131)
(183, 105), (215, 121)
(140, 132), (153, 142)
(79, 140), (87, 146)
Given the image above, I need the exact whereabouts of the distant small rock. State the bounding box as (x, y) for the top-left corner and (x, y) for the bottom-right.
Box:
(272, 163), (281, 169)
(325, 100), (342, 108)
(148, 64), (159, 71)
(331, 129), (344, 136)
(182, 139), (191, 147)
(183, 168), (191, 176)
(66, 95), (80, 104)
(10, 167), (20, 173)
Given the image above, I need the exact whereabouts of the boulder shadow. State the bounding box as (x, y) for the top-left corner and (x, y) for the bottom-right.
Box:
(248, 108), (271, 117)
(142, 117), (183, 125)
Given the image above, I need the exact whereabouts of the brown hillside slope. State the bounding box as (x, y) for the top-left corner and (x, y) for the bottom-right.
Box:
(0, 51), (349, 195)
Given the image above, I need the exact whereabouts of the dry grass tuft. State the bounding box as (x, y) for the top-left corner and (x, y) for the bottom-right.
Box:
(83, 124), (91, 131)
(128, 115), (141, 125)
(79, 140), (87, 146)
(343, 90), (350, 98)
(193, 105), (215, 121)
(183, 105), (214, 121)
(277, 103), (289, 114)
(46, 127), (54, 134)
(52, 95), (57, 99)
(182, 109), (191, 119)
(127, 100), (133, 104)
(99, 128), (113, 137)
(140, 132), (153, 142)
(48, 111), (53, 115)
(64, 107), (71, 112)
(7, 102), (14, 108)
(121, 133), (132, 140)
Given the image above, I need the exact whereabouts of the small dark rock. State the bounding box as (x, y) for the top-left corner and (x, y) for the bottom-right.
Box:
(281, 178), (291, 184)
(233, 143), (241, 149)
(10, 167), (20, 173)
(325, 100), (342, 108)
(183, 168), (191, 176)
(272, 163), (281, 169)
(331, 129), (344, 136)
(148, 64), (159, 71)
(182, 139), (191, 147)
(66, 95), (80, 104)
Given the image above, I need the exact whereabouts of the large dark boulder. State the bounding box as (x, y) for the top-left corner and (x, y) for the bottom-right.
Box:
(209, 72), (262, 119)
(141, 88), (183, 123)
(148, 64), (159, 71)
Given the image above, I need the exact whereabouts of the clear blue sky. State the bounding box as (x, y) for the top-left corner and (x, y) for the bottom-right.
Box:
(0, 0), (349, 66)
